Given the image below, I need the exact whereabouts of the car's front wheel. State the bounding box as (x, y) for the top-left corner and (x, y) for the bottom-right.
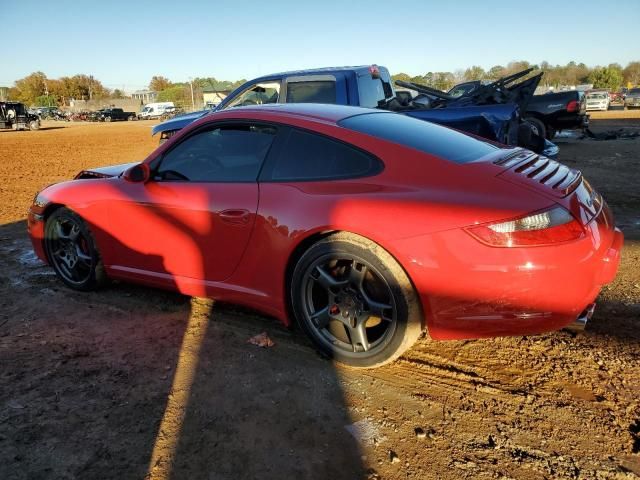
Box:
(291, 233), (423, 368)
(44, 207), (107, 291)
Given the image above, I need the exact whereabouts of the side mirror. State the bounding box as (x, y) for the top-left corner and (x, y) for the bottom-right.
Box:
(123, 163), (150, 183)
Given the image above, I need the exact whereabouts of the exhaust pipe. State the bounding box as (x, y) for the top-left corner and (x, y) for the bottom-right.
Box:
(565, 303), (596, 332)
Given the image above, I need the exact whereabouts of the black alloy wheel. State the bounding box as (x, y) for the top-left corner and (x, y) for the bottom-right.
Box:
(291, 233), (422, 368)
(44, 208), (106, 291)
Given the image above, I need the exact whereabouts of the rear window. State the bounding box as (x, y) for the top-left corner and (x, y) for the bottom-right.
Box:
(339, 113), (499, 164)
(286, 81), (336, 103)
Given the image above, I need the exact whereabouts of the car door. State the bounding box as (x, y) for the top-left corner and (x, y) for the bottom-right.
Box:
(107, 122), (277, 286)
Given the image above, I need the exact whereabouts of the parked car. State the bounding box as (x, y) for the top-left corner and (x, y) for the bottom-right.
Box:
(525, 90), (588, 139)
(447, 81), (588, 140)
(27, 104), (622, 367)
(624, 88), (640, 109)
(0, 102), (41, 130)
(96, 108), (136, 122)
(609, 92), (624, 103)
(152, 65), (556, 157)
(138, 102), (175, 120)
(586, 92), (610, 111)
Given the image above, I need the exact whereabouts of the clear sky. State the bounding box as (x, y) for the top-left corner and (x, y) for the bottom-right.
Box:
(2, 0), (638, 91)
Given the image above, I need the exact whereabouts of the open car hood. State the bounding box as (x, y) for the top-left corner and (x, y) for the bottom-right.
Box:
(74, 162), (140, 179)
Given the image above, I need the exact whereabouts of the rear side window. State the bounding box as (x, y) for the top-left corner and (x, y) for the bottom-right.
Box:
(286, 81), (336, 103)
(339, 113), (498, 164)
(269, 128), (381, 181)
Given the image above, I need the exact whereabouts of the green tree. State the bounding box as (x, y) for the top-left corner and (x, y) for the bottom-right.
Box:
(623, 61), (640, 86)
(34, 95), (58, 107)
(391, 73), (411, 83)
(486, 65), (505, 80)
(588, 66), (624, 90)
(157, 85), (191, 106)
(463, 66), (485, 81)
(433, 72), (455, 91)
(111, 89), (126, 99)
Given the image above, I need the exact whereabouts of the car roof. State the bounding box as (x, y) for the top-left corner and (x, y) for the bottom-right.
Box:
(214, 103), (387, 124)
(247, 65), (381, 83)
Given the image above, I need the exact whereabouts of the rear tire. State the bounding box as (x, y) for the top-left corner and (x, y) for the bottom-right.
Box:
(290, 233), (423, 368)
(525, 117), (547, 140)
(44, 208), (107, 291)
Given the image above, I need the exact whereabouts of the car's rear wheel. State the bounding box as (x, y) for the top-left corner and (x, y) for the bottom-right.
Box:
(44, 207), (107, 291)
(291, 233), (423, 368)
(525, 117), (547, 139)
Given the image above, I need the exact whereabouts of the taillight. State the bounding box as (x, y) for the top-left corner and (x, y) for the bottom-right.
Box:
(566, 100), (579, 112)
(466, 206), (584, 247)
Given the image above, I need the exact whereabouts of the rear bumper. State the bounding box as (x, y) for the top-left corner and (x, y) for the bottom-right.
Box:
(395, 206), (623, 340)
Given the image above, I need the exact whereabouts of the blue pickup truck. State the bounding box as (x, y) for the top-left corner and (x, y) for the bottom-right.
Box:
(153, 65), (556, 156)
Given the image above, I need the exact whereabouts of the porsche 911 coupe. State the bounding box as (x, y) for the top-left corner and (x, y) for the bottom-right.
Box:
(27, 104), (623, 367)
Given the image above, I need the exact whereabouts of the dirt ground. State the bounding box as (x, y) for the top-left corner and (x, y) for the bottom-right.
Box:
(0, 118), (639, 480)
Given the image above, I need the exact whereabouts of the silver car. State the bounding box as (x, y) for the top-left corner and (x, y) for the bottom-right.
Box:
(586, 92), (610, 111)
(625, 88), (640, 109)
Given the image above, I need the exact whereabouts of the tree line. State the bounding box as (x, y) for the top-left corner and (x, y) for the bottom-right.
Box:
(6, 72), (114, 106)
(392, 60), (640, 92)
(149, 76), (246, 106)
(6, 60), (640, 106)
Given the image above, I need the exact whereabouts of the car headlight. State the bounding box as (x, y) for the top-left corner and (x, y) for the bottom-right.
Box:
(32, 192), (49, 209)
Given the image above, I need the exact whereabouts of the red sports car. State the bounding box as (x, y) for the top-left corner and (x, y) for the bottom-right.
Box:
(27, 104), (623, 367)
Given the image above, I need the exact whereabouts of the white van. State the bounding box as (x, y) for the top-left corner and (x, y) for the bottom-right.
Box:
(138, 102), (175, 119)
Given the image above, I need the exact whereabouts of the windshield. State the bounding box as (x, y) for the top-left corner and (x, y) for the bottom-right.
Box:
(448, 83), (479, 98)
(587, 93), (607, 99)
(630, 88), (640, 94)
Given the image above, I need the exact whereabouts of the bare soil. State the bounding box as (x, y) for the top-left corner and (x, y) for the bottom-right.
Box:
(0, 119), (639, 480)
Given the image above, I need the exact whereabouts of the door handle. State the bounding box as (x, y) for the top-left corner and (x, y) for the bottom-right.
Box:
(219, 209), (251, 225)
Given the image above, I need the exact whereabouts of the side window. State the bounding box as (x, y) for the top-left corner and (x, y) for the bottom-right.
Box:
(226, 82), (280, 108)
(286, 81), (336, 103)
(270, 129), (381, 181)
(156, 124), (276, 182)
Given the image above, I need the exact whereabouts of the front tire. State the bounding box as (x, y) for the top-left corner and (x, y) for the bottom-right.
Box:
(44, 208), (107, 291)
(291, 233), (423, 368)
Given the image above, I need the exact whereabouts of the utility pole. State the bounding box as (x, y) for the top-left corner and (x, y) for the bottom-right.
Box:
(44, 79), (50, 107)
(189, 77), (195, 112)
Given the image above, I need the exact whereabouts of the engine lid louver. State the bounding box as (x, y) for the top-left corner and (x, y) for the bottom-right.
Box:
(494, 150), (581, 197)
